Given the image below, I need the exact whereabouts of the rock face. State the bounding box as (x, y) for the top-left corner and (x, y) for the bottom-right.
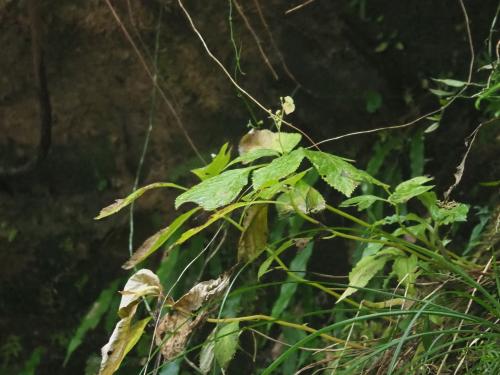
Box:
(0, 1), (497, 373)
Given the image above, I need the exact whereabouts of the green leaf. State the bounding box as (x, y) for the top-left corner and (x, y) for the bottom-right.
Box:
(214, 322), (240, 369)
(258, 240), (295, 280)
(424, 122), (440, 133)
(276, 180), (326, 215)
(271, 243), (313, 318)
(95, 182), (186, 219)
(228, 148), (279, 167)
(305, 150), (387, 197)
(410, 131), (424, 177)
(252, 148), (305, 189)
(256, 169), (310, 200)
(176, 167), (254, 211)
(340, 195), (385, 211)
(64, 280), (120, 366)
(431, 78), (467, 88)
(433, 202), (469, 225)
(389, 176), (434, 204)
(337, 248), (402, 303)
(238, 130), (302, 155)
(122, 208), (200, 269)
(238, 204), (268, 262)
(365, 90), (383, 113)
(392, 254), (419, 291)
(123, 317), (151, 356)
(192, 143), (231, 181)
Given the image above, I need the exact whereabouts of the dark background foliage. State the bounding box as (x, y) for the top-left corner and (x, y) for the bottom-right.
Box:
(0, 0), (498, 373)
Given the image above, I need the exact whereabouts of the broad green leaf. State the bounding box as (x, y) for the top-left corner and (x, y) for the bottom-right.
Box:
(122, 208), (200, 269)
(228, 148), (279, 167)
(276, 180), (325, 215)
(256, 169), (310, 200)
(64, 280), (120, 365)
(192, 143), (231, 181)
(431, 78), (467, 88)
(214, 322), (240, 369)
(418, 192), (469, 225)
(238, 129), (302, 155)
(95, 183), (186, 220)
(271, 243), (313, 318)
(305, 150), (388, 197)
(340, 195), (385, 211)
(118, 269), (162, 318)
(176, 167), (254, 211)
(389, 176), (434, 204)
(199, 330), (215, 374)
(392, 254), (419, 291)
(253, 148), (304, 189)
(337, 248), (402, 303)
(238, 204), (268, 262)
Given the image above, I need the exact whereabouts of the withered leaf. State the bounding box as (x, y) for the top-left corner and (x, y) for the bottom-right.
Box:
(238, 129), (301, 155)
(95, 182), (185, 220)
(156, 273), (230, 360)
(238, 204), (268, 263)
(156, 310), (206, 360)
(174, 273), (230, 313)
(118, 269), (162, 318)
(122, 208), (200, 270)
(99, 315), (151, 375)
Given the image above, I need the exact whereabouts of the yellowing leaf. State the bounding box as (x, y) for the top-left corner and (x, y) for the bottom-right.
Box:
(175, 167), (254, 211)
(118, 269), (162, 318)
(238, 129), (301, 155)
(99, 316), (150, 375)
(238, 205), (268, 262)
(122, 208), (200, 270)
(282, 96), (295, 115)
(95, 182), (186, 220)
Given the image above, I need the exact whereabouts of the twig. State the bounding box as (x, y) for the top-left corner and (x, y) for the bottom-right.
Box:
(285, 0), (317, 15)
(177, 0), (319, 149)
(309, 0), (476, 148)
(443, 117), (499, 200)
(104, 0), (205, 163)
(233, 0), (279, 80)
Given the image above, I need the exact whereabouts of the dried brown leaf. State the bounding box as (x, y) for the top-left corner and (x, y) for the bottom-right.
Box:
(174, 273), (230, 312)
(238, 204), (268, 263)
(118, 269), (162, 318)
